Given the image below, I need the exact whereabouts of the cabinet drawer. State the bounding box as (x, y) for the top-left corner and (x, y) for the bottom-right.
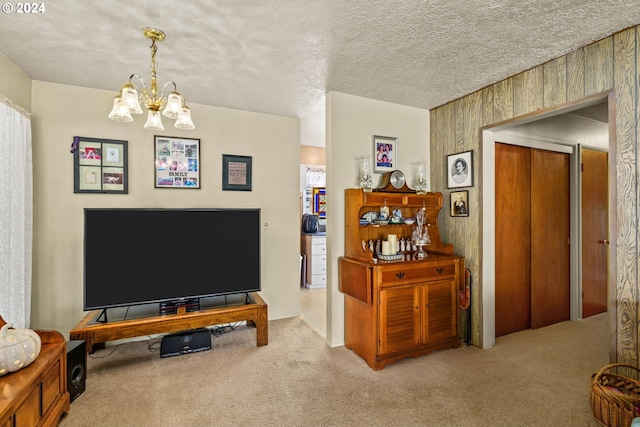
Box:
(310, 273), (326, 286)
(311, 262), (326, 275)
(312, 253), (326, 266)
(311, 244), (326, 256)
(380, 262), (456, 284)
(311, 236), (326, 245)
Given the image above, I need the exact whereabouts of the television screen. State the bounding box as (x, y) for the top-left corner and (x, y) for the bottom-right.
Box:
(83, 208), (261, 310)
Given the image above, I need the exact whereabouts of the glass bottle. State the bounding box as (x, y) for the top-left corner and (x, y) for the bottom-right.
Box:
(359, 157), (373, 192)
(379, 199), (389, 221)
(414, 162), (427, 195)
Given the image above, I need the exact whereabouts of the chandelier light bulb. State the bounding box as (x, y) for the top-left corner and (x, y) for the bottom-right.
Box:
(144, 110), (165, 131)
(120, 84), (143, 114)
(174, 106), (195, 130)
(108, 96), (133, 123)
(163, 91), (183, 120)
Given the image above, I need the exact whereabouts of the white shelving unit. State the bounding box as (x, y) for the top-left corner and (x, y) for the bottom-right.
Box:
(301, 233), (326, 289)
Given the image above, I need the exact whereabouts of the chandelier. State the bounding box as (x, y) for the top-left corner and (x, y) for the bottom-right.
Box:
(108, 27), (195, 131)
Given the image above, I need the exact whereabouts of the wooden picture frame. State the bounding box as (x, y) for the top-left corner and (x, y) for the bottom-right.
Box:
(154, 136), (200, 188)
(447, 150), (473, 188)
(222, 154), (252, 191)
(73, 136), (128, 194)
(373, 135), (398, 173)
(450, 190), (469, 217)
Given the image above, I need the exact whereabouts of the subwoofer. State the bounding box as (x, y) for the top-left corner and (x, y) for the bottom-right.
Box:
(66, 340), (86, 402)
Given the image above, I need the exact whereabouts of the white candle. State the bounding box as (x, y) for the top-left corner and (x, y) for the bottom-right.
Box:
(382, 241), (391, 255)
(387, 234), (397, 254)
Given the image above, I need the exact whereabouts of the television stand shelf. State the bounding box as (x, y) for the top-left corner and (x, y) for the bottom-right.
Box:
(70, 292), (268, 353)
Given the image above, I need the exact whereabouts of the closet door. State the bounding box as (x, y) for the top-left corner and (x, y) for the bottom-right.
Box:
(495, 143), (570, 336)
(495, 143), (531, 337)
(530, 149), (570, 329)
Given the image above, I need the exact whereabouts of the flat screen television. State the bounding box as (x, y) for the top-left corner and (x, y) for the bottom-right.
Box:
(83, 208), (261, 311)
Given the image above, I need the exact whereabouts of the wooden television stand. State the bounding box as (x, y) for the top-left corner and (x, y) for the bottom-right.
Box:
(70, 292), (268, 353)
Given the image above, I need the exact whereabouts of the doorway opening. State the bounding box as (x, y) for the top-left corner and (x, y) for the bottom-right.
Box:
(299, 162), (327, 338)
(480, 92), (614, 348)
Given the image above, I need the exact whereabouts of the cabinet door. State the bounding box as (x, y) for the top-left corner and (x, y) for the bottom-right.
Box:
(378, 285), (421, 355)
(13, 386), (40, 427)
(423, 279), (457, 343)
(42, 358), (63, 418)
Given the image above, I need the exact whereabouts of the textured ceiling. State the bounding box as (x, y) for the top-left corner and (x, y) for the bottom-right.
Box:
(1, 1), (639, 146)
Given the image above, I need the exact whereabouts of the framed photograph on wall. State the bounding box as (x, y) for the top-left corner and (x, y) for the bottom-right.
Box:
(450, 190), (469, 217)
(447, 150), (473, 188)
(73, 136), (128, 194)
(222, 154), (252, 191)
(373, 135), (398, 173)
(155, 136), (200, 188)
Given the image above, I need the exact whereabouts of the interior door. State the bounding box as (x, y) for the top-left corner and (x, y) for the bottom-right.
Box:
(530, 148), (570, 329)
(581, 148), (608, 317)
(495, 143), (531, 337)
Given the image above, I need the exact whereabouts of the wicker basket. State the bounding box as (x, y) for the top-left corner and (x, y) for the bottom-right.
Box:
(591, 363), (640, 427)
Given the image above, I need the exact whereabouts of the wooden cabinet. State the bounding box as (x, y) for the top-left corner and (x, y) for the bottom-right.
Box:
(339, 189), (463, 370)
(301, 233), (327, 288)
(0, 316), (70, 427)
(379, 273), (458, 355)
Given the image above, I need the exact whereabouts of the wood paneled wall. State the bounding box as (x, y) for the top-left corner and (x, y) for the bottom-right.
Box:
(430, 25), (638, 363)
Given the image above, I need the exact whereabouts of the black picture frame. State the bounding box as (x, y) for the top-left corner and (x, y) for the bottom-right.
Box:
(450, 190), (469, 217)
(73, 136), (128, 194)
(222, 154), (252, 191)
(154, 136), (201, 188)
(447, 150), (474, 188)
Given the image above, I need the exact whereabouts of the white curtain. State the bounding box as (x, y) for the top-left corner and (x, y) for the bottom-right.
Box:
(0, 94), (33, 328)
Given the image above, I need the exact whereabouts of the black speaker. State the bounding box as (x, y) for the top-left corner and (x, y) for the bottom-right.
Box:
(160, 328), (211, 358)
(66, 340), (86, 403)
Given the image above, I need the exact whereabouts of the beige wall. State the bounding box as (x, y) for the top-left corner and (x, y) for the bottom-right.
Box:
(326, 91), (430, 346)
(0, 52), (31, 110)
(431, 25), (639, 363)
(300, 145), (325, 165)
(26, 81), (301, 337)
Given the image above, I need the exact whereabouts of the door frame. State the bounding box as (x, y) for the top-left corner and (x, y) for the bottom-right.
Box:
(479, 91), (615, 349)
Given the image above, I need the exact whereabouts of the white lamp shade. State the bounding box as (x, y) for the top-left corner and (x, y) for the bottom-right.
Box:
(144, 110), (165, 131)
(108, 97), (133, 123)
(121, 85), (143, 114)
(163, 91), (183, 119)
(174, 106), (195, 130)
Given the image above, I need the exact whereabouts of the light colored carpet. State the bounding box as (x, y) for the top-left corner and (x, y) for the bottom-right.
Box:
(59, 312), (608, 427)
(299, 286), (325, 337)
